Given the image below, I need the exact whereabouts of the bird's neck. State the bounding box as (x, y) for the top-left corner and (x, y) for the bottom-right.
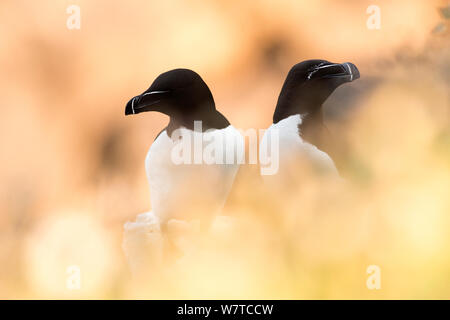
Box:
(166, 109), (229, 137)
(273, 84), (318, 123)
(273, 85), (329, 146)
(299, 108), (325, 145)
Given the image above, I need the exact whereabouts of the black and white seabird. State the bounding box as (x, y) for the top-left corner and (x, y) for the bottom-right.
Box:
(123, 69), (243, 272)
(260, 60), (360, 182)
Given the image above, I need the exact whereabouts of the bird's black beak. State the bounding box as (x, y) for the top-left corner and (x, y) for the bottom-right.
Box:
(125, 90), (170, 116)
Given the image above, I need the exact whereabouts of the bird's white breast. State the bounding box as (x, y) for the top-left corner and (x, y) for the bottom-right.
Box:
(146, 125), (243, 223)
(260, 114), (338, 180)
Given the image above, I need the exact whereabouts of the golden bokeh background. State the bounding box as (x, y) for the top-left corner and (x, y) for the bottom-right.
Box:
(0, 0), (448, 299)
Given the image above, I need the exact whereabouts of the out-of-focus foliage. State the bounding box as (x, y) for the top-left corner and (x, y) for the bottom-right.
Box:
(433, 4), (450, 34)
(0, 0), (448, 299)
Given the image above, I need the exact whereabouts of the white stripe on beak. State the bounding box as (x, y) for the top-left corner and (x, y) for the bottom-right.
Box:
(142, 90), (169, 96)
(131, 97), (136, 114)
(315, 63), (340, 70)
(343, 63), (353, 81)
(307, 63), (341, 80)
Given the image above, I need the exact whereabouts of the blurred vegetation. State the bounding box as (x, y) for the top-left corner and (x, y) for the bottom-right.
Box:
(0, 0), (448, 299)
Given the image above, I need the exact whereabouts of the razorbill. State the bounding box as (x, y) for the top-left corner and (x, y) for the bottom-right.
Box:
(123, 69), (243, 270)
(260, 60), (360, 183)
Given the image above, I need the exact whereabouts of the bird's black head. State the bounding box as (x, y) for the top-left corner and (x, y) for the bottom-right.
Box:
(273, 59), (360, 123)
(125, 69), (216, 120)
